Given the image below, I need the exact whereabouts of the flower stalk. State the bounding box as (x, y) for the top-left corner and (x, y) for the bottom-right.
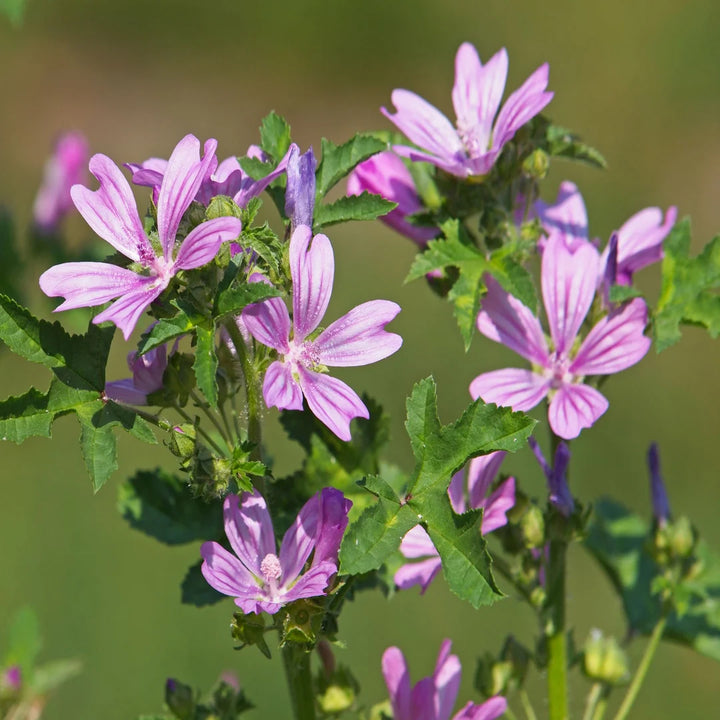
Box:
(282, 644), (317, 720)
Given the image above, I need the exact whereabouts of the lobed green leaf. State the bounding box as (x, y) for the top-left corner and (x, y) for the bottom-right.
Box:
(137, 313), (196, 355)
(259, 111), (292, 163)
(316, 134), (387, 198)
(0, 387), (53, 443)
(194, 325), (218, 407)
(314, 192), (396, 229)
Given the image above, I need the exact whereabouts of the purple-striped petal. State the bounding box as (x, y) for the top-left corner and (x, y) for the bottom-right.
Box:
(383, 647), (412, 720)
(410, 678), (436, 720)
(394, 557), (442, 594)
(282, 560), (337, 603)
(548, 383), (608, 440)
(312, 487), (352, 568)
(173, 217), (242, 270)
(285, 144), (316, 229)
(70, 154), (151, 263)
(470, 368), (550, 412)
(542, 234), (600, 354)
(400, 524), (437, 558)
(297, 369), (368, 441)
(200, 541), (258, 598)
(571, 298), (650, 375)
(243, 285), (291, 354)
(314, 300), (402, 367)
(453, 696), (508, 720)
(125, 157), (167, 190)
(263, 361), (304, 411)
(434, 641), (462, 720)
(448, 469), (467, 514)
(535, 181), (589, 252)
(92, 280), (166, 340)
(466, 451), (507, 509)
(223, 491), (276, 578)
(157, 135), (217, 260)
(392, 144), (470, 179)
(481, 477), (515, 535)
(279, 492), (321, 585)
(477, 275), (550, 366)
(290, 225), (334, 340)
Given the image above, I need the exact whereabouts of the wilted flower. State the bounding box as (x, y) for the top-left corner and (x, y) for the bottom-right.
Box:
(382, 639), (507, 720)
(104, 340), (172, 406)
(201, 488), (351, 614)
(383, 43), (552, 179)
(39, 135), (243, 339)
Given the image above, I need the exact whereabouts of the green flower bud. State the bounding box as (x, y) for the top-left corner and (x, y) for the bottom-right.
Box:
(206, 195), (243, 221)
(522, 149), (550, 180)
(583, 630), (629, 685)
(669, 516), (696, 558)
(521, 505), (545, 548)
(165, 678), (195, 720)
(231, 612), (270, 659)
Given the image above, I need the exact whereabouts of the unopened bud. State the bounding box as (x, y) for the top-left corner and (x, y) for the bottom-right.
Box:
(522, 149), (550, 180)
(231, 612), (270, 659)
(669, 516), (695, 558)
(520, 505), (545, 548)
(583, 630), (628, 685)
(165, 678), (195, 720)
(206, 195), (243, 221)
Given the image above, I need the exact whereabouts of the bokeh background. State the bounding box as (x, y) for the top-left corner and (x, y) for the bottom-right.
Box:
(1, 0), (720, 717)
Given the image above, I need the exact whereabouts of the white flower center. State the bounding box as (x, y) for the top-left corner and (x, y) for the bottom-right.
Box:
(260, 553), (282, 582)
(285, 339), (322, 371)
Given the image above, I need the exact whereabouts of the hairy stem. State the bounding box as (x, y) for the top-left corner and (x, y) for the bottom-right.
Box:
(282, 644), (316, 720)
(612, 616), (667, 720)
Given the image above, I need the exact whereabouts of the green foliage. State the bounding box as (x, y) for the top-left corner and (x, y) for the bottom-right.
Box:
(215, 275), (282, 317)
(654, 218), (720, 351)
(340, 377), (536, 608)
(0, 0), (27, 27)
(314, 192), (396, 230)
(315, 134), (387, 198)
(259, 111), (292, 163)
(543, 123), (607, 169)
(4, 607), (41, 679)
(584, 499), (720, 662)
(193, 325), (218, 407)
(237, 223), (285, 278)
(118, 468), (223, 545)
(0, 387), (53, 443)
(181, 561), (223, 607)
(0, 209), (23, 301)
(138, 313), (196, 355)
(407, 219), (537, 349)
(608, 285), (644, 304)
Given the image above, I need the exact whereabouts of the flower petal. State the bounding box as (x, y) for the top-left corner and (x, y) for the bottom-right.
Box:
(453, 696), (508, 720)
(157, 135), (217, 260)
(242, 277), (291, 353)
(433, 641), (462, 720)
(104, 379), (148, 406)
(173, 217), (243, 270)
(571, 298), (650, 375)
(223, 491), (276, 578)
(542, 234), (600, 354)
(394, 557), (442, 594)
(297, 369), (368, 441)
(466, 451), (507, 510)
(470, 368), (550, 412)
(200, 541), (258, 598)
(290, 225), (334, 340)
(382, 647), (412, 720)
(392, 144), (470, 179)
(535, 181), (589, 252)
(281, 560), (337, 603)
(279, 491), (321, 585)
(263, 360), (304, 411)
(548, 383), (608, 440)
(312, 487), (352, 568)
(481, 477), (515, 535)
(125, 157), (167, 190)
(400, 524), (437, 559)
(92, 279), (166, 340)
(477, 275), (549, 366)
(71, 154), (151, 263)
(285, 144), (317, 229)
(315, 300), (403, 366)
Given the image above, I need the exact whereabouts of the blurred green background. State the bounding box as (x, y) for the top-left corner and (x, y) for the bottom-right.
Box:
(1, 0), (719, 717)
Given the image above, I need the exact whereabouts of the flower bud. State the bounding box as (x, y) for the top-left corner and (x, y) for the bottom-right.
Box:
(165, 678), (195, 720)
(316, 664), (359, 715)
(668, 516), (696, 558)
(522, 149), (550, 180)
(583, 630), (628, 685)
(205, 195), (243, 221)
(231, 612), (271, 659)
(520, 505), (545, 548)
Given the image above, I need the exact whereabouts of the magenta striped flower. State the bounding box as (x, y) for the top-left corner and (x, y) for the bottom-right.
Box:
(470, 234), (651, 439)
(383, 639), (507, 720)
(39, 135), (243, 340)
(242, 224), (402, 441)
(201, 488), (351, 614)
(395, 452), (515, 593)
(383, 43), (552, 180)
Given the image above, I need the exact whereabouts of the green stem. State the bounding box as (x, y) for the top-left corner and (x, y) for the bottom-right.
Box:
(612, 617), (667, 720)
(546, 537), (568, 720)
(520, 688), (539, 720)
(190, 389), (230, 445)
(582, 684), (606, 720)
(282, 644), (316, 720)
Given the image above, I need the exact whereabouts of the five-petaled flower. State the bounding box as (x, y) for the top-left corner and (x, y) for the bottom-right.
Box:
(200, 487), (351, 614)
(242, 224), (403, 441)
(39, 134), (243, 340)
(395, 451), (515, 593)
(470, 234), (651, 439)
(382, 639), (507, 720)
(382, 43), (553, 180)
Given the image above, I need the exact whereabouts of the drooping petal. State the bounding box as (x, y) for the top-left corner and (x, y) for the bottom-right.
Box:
(242, 278), (291, 354)
(173, 217), (243, 270)
(125, 157), (168, 191)
(263, 361), (304, 411)
(542, 234), (600, 354)
(200, 541), (259, 598)
(571, 298), (650, 375)
(104, 379), (148, 405)
(481, 477), (515, 534)
(476, 275), (550, 366)
(223, 491), (276, 578)
(382, 89), (465, 164)
(92, 279), (166, 340)
(312, 488), (352, 568)
(382, 647), (412, 720)
(470, 368), (550, 412)
(535, 181), (589, 252)
(433, 640), (462, 720)
(548, 383), (608, 440)
(157, 135), (217, 260)
(70, 154), (151, 263)
(278, 492), (321, 585)
(281, 560), (337, 603)
(314, 300), (403, 367)
(290, 226), (334, 340)
(285, 144), (317, 229)
(492, 63), (553, 149)
(394, 557), (442, 594)
(452, 46), (508, 157)
(297, 369), (369, 441)
(453, 696), (508, 720)
(466, 451), (507, 510)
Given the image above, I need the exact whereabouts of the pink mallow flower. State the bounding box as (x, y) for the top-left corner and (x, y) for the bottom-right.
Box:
(383, 639), (507, 720)
(470, 234), (651, 439)
(104, 343), (171, 406)
(382, 43), (552, 180)
(242, 224), (402, 441)
(201, 488), (351, 614)
(395, 452), (515, 593)
(536, 181), (677, 286)
(347, 151), (438, 245)
(33, 131), (89, 233)
(39, 135), (243, 340)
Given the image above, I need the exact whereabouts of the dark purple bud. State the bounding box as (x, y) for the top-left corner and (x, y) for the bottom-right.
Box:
(285, 144), (317, 229)
(529, 437), (574, 517)
(601, 232), (619, 307)
(647, 443), (671, 525)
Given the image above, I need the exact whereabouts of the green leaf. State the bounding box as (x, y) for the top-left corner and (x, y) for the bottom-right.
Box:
(194, 325), (218, 407)
(239, 223), (285, 277)
(608, 285), (644, 303)
(0, 210), (23, 301)
(0, 387), (53, 443)
(545, 124), (607, 169)
(654, 219), (720, 351)
(118, 468), (223, 545)
(314, 192), (396, 229)
(181, 560), (224, 607)
(0, 0), (27, 27)
(216, 278), (282, 317)
(316, 134), (387, 198)
(32, 659), (82, 694)
(4, 607), (41, 679)
(77, 406), (119, 493)
(137, 313), (196, 355)
(585, 500), (720, 662)
(259, 111), (292, 163)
